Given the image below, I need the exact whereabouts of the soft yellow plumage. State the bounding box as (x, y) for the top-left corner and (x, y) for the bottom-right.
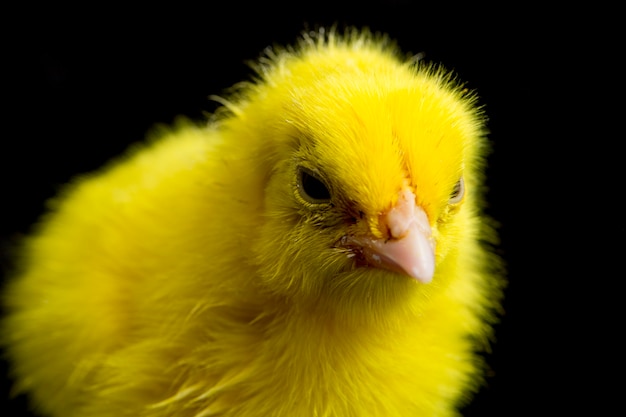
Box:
(2, 28), (504, 416)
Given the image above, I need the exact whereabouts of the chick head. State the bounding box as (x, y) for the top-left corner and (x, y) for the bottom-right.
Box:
(219, 29), (487, 310)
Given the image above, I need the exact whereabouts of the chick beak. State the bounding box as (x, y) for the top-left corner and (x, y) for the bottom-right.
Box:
(345, 188), (436, 283)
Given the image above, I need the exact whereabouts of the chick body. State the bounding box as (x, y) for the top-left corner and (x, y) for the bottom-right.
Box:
(2, 28), (503, 417)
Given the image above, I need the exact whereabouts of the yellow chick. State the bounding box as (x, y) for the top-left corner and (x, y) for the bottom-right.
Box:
(1, 27), (504, 416)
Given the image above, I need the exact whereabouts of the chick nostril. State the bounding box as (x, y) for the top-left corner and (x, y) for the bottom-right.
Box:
(388, 215), (409, 239)
(384, 188), (417, 240)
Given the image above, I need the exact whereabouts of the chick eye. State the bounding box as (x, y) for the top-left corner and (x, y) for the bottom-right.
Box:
(449, 177), (465, 204)
(297, 167), (332, 204)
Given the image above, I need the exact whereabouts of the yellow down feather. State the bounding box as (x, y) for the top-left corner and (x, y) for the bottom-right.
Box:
(2, 27), (504, 416)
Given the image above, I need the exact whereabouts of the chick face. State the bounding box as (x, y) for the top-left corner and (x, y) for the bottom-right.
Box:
(229, 35), (484, 307)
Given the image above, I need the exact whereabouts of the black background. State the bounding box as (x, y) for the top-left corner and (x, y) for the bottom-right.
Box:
(1, 2), (616, 416)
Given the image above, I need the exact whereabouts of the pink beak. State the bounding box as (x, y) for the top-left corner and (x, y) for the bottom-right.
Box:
(343, 188), (436, 283)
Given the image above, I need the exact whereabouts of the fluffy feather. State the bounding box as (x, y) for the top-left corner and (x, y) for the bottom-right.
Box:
(2, 27), (504, 416)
